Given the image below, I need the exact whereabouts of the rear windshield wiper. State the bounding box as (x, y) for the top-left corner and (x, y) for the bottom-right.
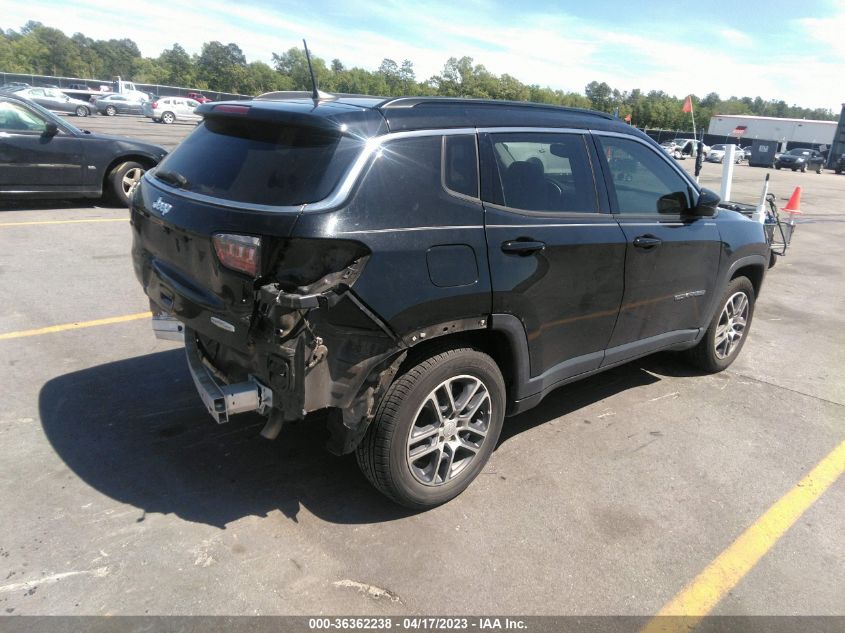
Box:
(155, 169), (190, 190)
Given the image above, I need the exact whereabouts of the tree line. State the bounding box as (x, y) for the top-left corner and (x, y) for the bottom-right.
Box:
(1, 21), (837, 129)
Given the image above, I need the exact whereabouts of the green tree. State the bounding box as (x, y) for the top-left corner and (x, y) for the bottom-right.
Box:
(196, 41), (247, 92)
(271, 46), (332, 91)
(585, 81), (613, 112)
(157, 43), (195, 86)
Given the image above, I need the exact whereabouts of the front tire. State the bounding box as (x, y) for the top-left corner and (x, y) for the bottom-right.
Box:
(107, 161), (146, 207)
(686, 276), (755, 373)
(105, 105), (116, 116)
(356, 347), (505, 509)
(75, 105), (89, 117)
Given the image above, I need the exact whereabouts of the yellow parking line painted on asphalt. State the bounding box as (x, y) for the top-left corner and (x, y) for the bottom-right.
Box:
(0, 218), (128, 227)
(0, 312), (151, 340)
(641, 439), (845, 633)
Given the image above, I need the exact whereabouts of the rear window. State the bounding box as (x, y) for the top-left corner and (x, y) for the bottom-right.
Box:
(154, 117), (364, 206)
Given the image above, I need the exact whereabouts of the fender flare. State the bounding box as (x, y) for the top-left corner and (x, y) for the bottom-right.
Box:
(696, 254), (767, 342)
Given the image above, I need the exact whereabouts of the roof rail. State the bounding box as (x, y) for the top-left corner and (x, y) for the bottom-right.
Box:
(377, 96), (614, 120)
(255, 91), (389, 103)
(255, 90), (337, 101)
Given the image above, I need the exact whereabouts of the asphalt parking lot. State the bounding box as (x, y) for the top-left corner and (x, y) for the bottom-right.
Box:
(0, 114), (843, 619)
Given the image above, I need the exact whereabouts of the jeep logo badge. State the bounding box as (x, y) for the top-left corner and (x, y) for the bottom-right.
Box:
(153, 197), (172, 215)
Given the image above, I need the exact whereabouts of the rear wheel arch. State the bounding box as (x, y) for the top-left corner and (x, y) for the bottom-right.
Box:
(397, 327), (517, 400)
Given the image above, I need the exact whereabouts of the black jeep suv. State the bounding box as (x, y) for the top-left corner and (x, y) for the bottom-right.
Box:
(130, 95), (772, 508)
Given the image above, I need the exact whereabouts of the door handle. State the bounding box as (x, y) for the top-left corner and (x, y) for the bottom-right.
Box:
(501, 240), (546, 255)
(633, 235), (662, 249)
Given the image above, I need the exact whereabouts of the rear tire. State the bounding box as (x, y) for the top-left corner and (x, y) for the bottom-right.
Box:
(75, 105), (89, 117)
(686, 276), (755, 373)
(107, 160), (146, 207)
(356, 347), (505, 509)
(161, 111), (175, 124)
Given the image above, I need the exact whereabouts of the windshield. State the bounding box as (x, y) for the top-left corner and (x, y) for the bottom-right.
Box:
(787, 149), (811, 156)
(711, 145), (726, 151)
(154, 117), (365, 206)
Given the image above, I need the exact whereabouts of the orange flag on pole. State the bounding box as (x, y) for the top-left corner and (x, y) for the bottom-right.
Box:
(682, 95), (693, 113)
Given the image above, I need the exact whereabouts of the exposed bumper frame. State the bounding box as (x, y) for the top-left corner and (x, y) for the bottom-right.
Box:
(183, 327), (273, 424)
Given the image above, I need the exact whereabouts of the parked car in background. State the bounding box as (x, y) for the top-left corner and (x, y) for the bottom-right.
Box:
(671, 138), (710, 159)
(706, 144), (744, 164)
(0, 92), (166, 205)
(660, 140), (681, 158)
(66, 83), (90, 90)
(5, 86), (92, 117)
(186, 91), (213, 104)
(95, 94), (147, 116)
(0, 82), (29, 91)
(835, 154), (845, 174)
(145, 96), (201, 124)
(774, 148), (824, 173)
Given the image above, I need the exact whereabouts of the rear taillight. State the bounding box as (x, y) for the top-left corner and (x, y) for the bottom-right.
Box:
(213, 233), (261, 276)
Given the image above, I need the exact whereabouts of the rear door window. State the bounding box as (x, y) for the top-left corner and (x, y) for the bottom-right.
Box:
(442, 134), (478, 199)
(154, 117), (365, 206)
(486, 132), (599, 213)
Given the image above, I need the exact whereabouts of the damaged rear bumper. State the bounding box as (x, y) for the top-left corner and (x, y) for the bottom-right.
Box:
(184, 327), (274, 424)
(147, 289), (407, 454)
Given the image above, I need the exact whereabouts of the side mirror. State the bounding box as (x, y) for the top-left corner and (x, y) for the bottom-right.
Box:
(691, 187), (720, 217)
(657, 191), (689, 214)
(43, 121), (59, 137)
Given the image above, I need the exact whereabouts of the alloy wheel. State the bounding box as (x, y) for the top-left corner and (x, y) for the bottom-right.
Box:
(122, 167), (144, 196)
(714, 291), (749, 359)
(406, 375), (491, 486)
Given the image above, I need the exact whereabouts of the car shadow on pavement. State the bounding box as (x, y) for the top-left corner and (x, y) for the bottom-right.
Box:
(498, 358), (665, 445)
(38, 349), (680, 528)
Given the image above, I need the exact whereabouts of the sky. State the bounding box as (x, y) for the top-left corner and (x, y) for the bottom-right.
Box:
(1, 0), (842, 111)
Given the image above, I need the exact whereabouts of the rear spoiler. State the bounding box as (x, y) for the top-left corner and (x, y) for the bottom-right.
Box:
(195, 101), (386, 135)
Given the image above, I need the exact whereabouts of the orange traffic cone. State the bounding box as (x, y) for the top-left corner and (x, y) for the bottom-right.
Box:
(783, 186), (803, 214)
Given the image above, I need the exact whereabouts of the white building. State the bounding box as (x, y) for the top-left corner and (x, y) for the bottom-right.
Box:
(707, 114), (836, 145)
